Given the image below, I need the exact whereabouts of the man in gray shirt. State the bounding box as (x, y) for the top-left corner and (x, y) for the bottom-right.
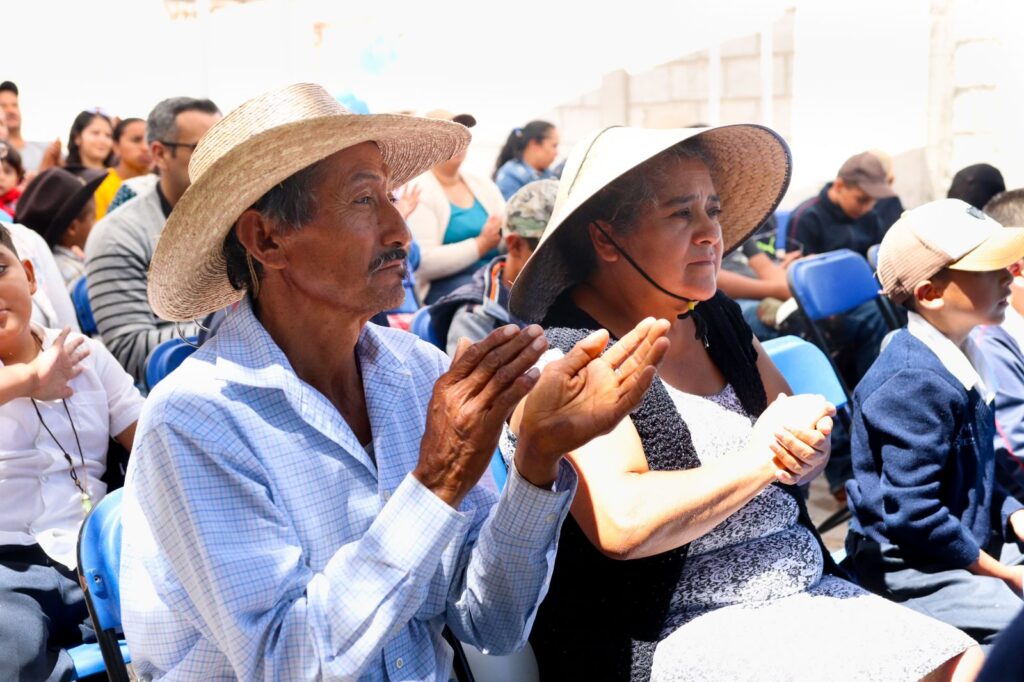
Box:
(0, 81), (56, 174)
(84, 97), (220, 386)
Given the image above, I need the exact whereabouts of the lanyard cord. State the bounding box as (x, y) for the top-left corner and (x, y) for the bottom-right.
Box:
(32, 398), (91, 505)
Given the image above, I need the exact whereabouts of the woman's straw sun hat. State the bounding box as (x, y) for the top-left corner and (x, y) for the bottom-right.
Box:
(509, 124), (792, 323)
(148, 82), (471, 322)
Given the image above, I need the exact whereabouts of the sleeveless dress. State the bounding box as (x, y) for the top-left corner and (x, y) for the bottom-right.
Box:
(521, 292), (972, 680)
(648, 382), (975, 682)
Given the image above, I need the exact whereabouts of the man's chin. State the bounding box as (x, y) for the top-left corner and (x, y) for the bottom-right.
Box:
(372, 281), (408, 314)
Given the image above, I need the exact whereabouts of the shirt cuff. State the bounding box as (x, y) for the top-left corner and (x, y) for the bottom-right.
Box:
(945, 527), (982, 569)
(487, 459), (577, 548)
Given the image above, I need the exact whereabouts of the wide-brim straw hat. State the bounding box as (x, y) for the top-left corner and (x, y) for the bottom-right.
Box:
(509, 124), (792, 322)
(148, 82), (471, 321)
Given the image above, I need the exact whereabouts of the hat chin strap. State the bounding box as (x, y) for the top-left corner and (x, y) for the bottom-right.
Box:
(592, 222), (697, 320)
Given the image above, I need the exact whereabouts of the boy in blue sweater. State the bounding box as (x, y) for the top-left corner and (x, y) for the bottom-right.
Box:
(846, 198), (1024, 646)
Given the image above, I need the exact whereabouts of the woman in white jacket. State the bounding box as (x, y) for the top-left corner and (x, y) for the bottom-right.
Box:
(406, 110), (505, 304)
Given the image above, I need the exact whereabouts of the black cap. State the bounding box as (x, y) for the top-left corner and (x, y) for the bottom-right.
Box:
(947, 163), (1005, 210)
(16, 168), (106, 247)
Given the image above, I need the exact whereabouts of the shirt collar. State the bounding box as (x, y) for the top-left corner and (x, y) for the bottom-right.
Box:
(907, 311), (995, 403)
(210, 296), (419, 391)
(155, 181), (173, 218)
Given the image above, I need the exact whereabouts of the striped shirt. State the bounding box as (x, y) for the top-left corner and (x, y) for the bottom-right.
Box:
(83, 183), (198, 386)
(120, 298), (576, 680)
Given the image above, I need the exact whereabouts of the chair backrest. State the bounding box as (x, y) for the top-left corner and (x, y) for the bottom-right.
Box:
(71, 276), (97, 335)
(761, 335), (848, 411)
(787, 249), (883, 320)
(774, 209), (792, 250)
(409, 306), (443, 350)
(77, 488), (124, 632)
(146, 337), (198, 390)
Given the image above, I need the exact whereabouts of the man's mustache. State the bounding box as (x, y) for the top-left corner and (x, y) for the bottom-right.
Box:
(369, 248), (408, 273)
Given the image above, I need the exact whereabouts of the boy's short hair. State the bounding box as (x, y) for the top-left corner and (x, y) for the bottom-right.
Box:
(0, 141), (24, 180)
(0, 81), (18, 96)
(983, 189), (1024, 227)
(877, 199), (1024, 303)
(0, 224), (19, 258)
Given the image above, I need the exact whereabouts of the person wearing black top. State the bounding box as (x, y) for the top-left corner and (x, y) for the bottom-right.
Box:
(505, 126), (980, 681)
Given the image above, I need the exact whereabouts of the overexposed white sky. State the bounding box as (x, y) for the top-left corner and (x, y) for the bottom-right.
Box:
(8, 0), (1024, 197)
(5, 0), (793, 174)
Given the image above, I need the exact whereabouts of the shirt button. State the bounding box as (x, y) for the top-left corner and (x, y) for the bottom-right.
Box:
(41, 475), (50, 483)
(382, 490), (391, 501)
(545, 513), (556, 524)
(395, 657), (404, 669)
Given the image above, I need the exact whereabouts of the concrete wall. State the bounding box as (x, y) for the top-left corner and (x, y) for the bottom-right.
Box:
(548, 10), (796, 158)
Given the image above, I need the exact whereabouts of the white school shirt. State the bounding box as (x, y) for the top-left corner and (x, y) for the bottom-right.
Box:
(0, 324), (143, 568)
(907, 311), (996, 404)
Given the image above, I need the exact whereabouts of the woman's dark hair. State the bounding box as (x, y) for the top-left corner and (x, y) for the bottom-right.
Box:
(113, 117), (145, 143)
(66, 110), (115, 168)
(493, 120), (555, 178)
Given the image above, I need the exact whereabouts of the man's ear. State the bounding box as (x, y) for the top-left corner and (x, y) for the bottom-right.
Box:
(587, 220), (620, 264)
(914, 278), (945, 311)
(150, 141), (168, 171)
(21, 258), (37, 296)
(234, 210), (288, 272)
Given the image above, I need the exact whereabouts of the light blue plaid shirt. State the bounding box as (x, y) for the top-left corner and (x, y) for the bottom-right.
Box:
(120, 297), (576, 681)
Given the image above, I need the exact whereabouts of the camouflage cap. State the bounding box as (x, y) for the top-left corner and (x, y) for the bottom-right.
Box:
(504, 179), (559, 238)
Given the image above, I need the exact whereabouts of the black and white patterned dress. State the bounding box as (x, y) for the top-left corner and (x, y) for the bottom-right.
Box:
(650, 382), (975, 682)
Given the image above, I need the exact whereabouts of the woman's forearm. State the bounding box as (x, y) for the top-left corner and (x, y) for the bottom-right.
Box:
(573, 449), (777, 560)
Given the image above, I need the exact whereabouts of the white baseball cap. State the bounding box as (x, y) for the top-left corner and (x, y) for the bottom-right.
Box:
(877, 198), (1024, 302)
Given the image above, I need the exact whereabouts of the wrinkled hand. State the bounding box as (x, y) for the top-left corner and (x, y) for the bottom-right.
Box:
(515, 318), (671, 484)
(475, 214), (502, 255)
(29, 327), (89, 400)
(396, 183), (421, 219)
(414, 324), (548, 506)
(747, 393), (835, 485)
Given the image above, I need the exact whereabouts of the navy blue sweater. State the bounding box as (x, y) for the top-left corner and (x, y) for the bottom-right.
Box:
(847, 330), (1023, 568)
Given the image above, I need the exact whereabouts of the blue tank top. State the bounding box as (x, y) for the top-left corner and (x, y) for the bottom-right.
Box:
(444, 199), (498, 266)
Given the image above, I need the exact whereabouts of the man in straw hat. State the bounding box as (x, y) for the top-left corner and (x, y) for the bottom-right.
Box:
(119, 83), (669, 680)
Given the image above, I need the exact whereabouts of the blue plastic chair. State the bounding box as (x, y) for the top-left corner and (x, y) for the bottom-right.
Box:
(409, 307), (443, 350)
(762, 334), (853, 534)
(761, 335), (847, 414)
(72, 488), (131, 681)
(145, 336), (198, 390)
(490, 449), (508, 491)
(786, 249), (900, 398)
(71, 276), (97, 336)
(774, 209), (792, 251)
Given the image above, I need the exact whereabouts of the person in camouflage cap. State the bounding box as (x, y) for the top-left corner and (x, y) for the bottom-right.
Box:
(429, 179), (558, 355)
(504, 177), (557, 239)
